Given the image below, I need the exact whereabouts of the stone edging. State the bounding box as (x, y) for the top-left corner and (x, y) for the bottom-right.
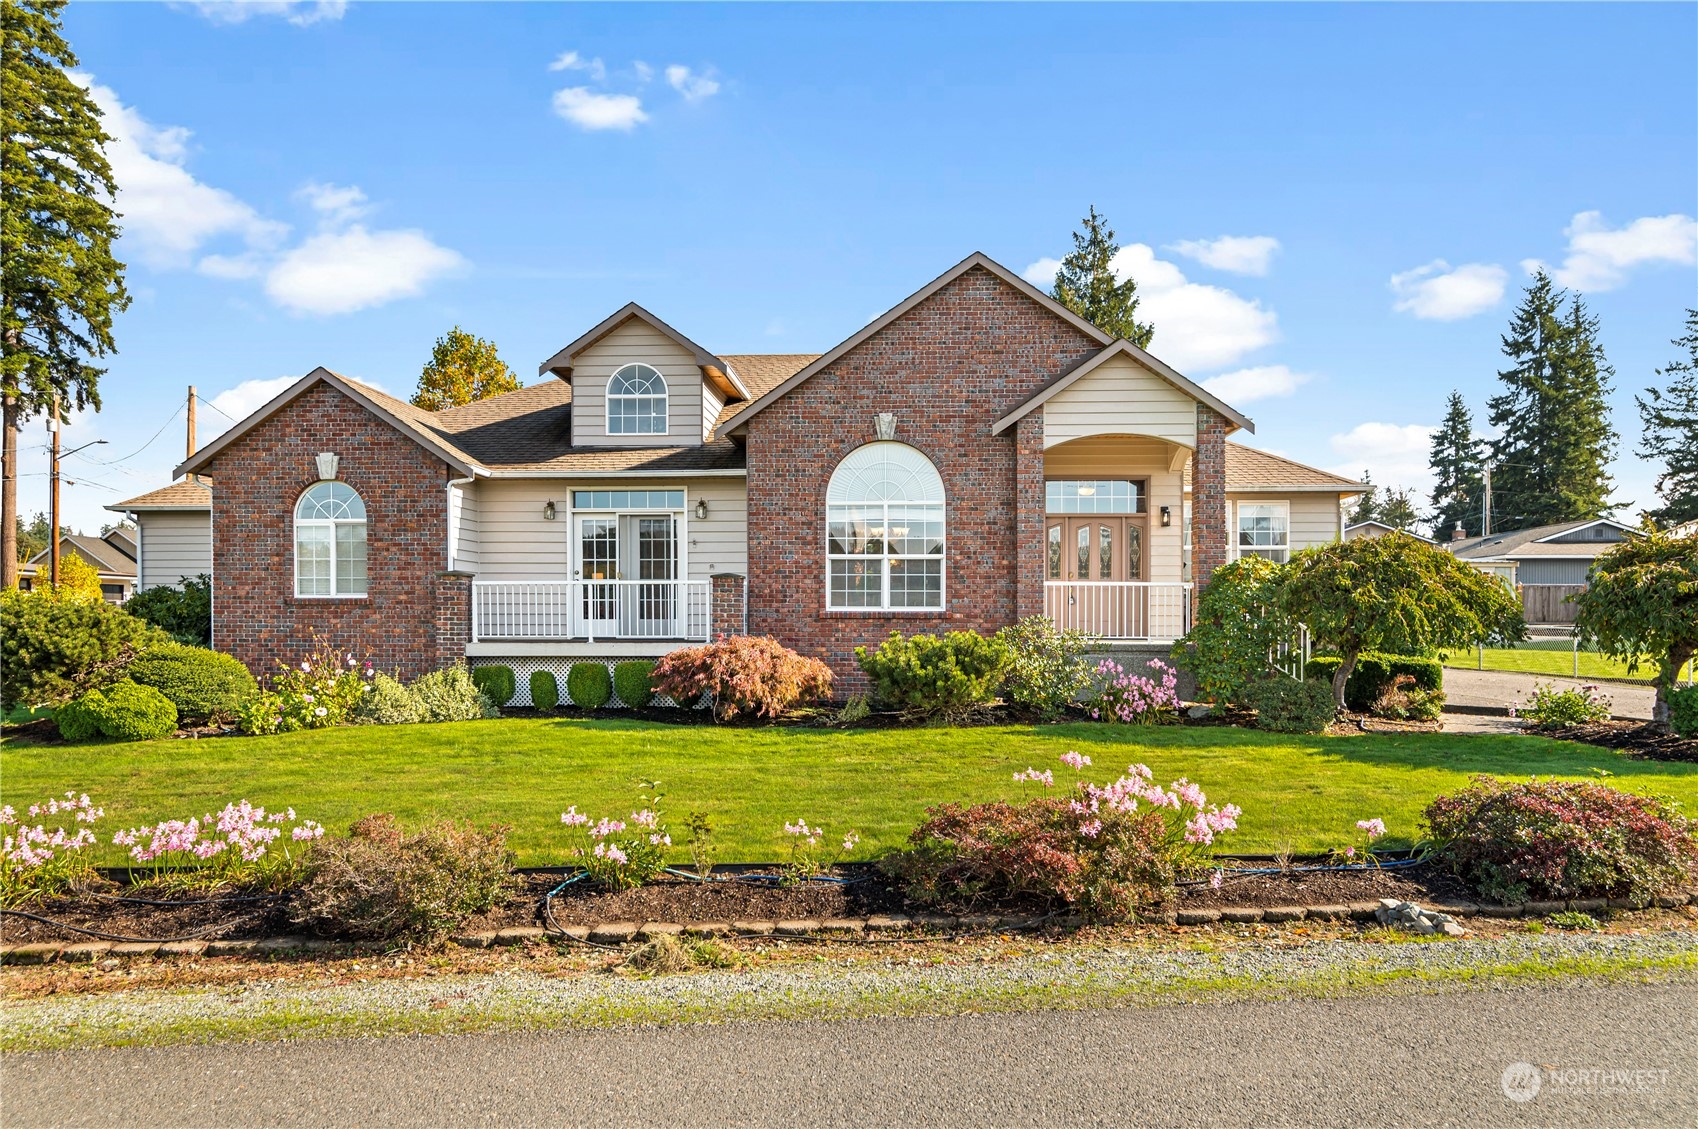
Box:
(3, 892), (1691, 966)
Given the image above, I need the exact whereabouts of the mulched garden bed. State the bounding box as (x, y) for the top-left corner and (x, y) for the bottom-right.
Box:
(1176, 860), (1475, 910)
(1525, 720), (1698, 764)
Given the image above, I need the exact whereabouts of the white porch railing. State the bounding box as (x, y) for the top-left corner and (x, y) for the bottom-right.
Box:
(1271, 624), (1312, 680)
(472, 580), (711, 643)
(1044, 581), (1192, 641)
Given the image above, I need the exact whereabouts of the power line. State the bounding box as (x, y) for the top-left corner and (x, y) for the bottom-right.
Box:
(76, 401), (185, 466)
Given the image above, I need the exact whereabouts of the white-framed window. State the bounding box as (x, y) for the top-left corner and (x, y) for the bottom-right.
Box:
(295, 481), (368, 597)
(606, 363), (668, 435)
(1236, 501), (1290, 563)
(826, 442), (944, 610)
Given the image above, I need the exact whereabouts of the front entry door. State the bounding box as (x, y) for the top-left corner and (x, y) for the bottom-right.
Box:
(574, 513), (680, 637)
(575, 516), (619, 636)
(1046, 516), (1147, 635)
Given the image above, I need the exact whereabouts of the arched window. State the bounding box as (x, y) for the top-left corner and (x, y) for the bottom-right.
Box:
(606, 363), (669, 435)
(826, 442), (944, 610)
(295, 481), (367, 597)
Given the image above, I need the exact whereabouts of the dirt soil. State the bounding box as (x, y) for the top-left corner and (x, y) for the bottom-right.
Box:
(1177, 861), (1476, 909)
(1530, 720), (1697, 763)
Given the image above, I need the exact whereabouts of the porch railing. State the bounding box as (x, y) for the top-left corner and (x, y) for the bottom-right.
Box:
(472, 580), (711, 643)
(1043, 581), (1192, 641)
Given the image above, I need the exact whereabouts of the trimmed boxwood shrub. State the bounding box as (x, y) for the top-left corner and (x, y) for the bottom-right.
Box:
(470, 665), (516, 708)
(530, 670), (560, 711)
(567, 662), (612, 709)
(855, 630), (1012, 720)
(1305, 653), (1442, 712)
(60, 679), (179, 742)
(1670, 685), (1697, 738)
(53, 693), (106, 742)
(125, 642), (257, 724)
(1240, 676), (1336, 733)
(613, 660), (655, 708)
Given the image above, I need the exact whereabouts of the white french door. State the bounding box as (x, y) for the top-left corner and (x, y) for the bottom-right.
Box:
(572, 513), (680, 637)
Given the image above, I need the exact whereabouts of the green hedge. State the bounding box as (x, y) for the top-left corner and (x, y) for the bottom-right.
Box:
(1240, 677), (1336, 734)
(470, 665), (516, 707)
(1304, 653), (1443, 711)
(1671, 685), (1697, 738)
(613, 661), (655, 708)
(566, 663), (612, 709)
(57, 679), (179, 743)
(125, 643), (257, 724)
(529, 670), (560, 711)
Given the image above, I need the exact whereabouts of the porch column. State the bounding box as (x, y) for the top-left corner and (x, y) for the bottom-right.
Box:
(431, 569), (475, 672)
(1015, 412), (1046, 619)
(1192, 406), (1229, 594)
(710, 572), (746, 639)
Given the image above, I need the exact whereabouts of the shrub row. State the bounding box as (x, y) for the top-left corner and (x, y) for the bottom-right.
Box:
(497, 661), (659, 711)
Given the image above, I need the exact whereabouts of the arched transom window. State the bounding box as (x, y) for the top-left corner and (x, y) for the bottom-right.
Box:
(826, 442), (944, 610)
(295, 481), (367, 597)
(606, 363), (669, 435)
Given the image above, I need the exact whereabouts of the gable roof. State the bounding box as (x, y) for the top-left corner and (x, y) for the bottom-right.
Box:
(721, 252), (1115, 436)
(108, 478), (213, 512)
(991, 339), (1255, 436)
(22, 532), (137, 578)
(1346, 520), (1436, 543)
(175, 367), (484, 479)
(1221, 445), (1364, 491)
(1447, 519), (1637, 562)
(538, 303), (749, 401)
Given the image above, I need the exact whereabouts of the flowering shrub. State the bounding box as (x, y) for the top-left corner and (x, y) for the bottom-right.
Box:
(780, 819), (860, 883)
(883, 754), (1241, 921)
(0, 792), (104, 906)
(653, 635), (833, 721)
(855, 630), (1011, 720)
(1425, 775), (1698, 904)
(290, 813), (515, 943)
(238, 641), (374, 735)
(111, 800), (325, 890)
(1089, 658), (1179, 724)
(560, 781), (672, 890)
(995, 616), (1095, 718)
(1520, 682), (1613, 728)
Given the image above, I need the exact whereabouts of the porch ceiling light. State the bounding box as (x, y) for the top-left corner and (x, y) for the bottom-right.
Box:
(543, 500), (557, 520)
(695, 498), (709, 520)
(1076, 485), (1096, 496)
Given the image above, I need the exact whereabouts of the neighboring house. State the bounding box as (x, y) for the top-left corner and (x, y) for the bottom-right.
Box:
(1344, 520), (1436, 543)
(1446, 518), (1637, 624)
(158, 252), (1365, 697)
(105, 478), (213, 591)
(18, 530), (138, 603)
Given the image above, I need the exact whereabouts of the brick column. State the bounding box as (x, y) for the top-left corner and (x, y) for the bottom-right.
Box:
(1014, 412), (1046, 619)
(1192, 406), (1229, 595)
(431, 570), (474, 671)
(710, 573), (746, 640)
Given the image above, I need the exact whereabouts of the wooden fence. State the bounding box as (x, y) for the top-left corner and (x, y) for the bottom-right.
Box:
(1521, 584), (1587, 625)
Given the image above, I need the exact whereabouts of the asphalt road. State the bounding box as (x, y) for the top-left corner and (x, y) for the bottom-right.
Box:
(4, 983), (1694, 1127)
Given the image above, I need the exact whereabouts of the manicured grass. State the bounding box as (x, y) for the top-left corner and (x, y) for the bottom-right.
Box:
(5, 718), (1696, 865)
(1441, 642), (1691, 684)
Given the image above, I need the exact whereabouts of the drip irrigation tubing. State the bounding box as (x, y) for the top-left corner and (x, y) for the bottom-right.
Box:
(1175, 856), (1426, 887)
(0, 907), (267, 945)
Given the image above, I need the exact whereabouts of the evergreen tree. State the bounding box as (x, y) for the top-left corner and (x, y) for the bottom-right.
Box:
(1377, 487), (1422, 532)
(1428, 391), (1483, 537)
(1637, 309), (1698, 527)
(411, 327), (520, 411)
(13, 508), (51, 563)
(1347, 471), (1378, 526)
(1, 0), (129, 587)
(1050, 206), (1154, 347)
(1485, 273), (1617, 531)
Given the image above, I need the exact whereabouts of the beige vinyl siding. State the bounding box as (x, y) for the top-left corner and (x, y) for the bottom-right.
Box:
(569, 319), (705, 447)
(1042, 436), (1184, 583)
(702, 382), (724, 441)
(137, 510), (211, 589)
(1042, 353), (1198, 449)
(1229, 493), (1344, 557)
(469, 476), (747, 582)
(449, 484), (480, 571)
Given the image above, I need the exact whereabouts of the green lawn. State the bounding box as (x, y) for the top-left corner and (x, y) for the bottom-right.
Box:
(5, 718), (1695, 865)
(1441, 640), (1692, 684)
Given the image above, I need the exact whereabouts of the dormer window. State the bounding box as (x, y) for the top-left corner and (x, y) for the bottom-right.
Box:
(607, 363), (668, 435)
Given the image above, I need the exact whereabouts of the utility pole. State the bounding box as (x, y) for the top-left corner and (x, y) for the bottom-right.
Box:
(48, 394), (60, 588)
(1482, 463), (1493, 538)
(186, 385), (197, 461)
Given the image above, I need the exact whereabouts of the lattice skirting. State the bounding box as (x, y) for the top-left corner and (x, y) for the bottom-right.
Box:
(469, 657), (694, 709)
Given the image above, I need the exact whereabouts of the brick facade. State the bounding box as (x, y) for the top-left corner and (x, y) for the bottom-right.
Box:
(710, 573), (747, 638)
(204, 382), (453, 681)
(1192, 405), (1230, 593)
(743, 266), (1101, 689)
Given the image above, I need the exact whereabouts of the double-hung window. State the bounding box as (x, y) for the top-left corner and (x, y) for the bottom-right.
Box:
(1236, 502), (1290, 563)
(295, 481), (368, 597)
(606, 364), (668, 435)
(826, 442), (945, 610)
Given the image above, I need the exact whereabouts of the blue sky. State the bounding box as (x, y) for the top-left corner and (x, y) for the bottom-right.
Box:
(34, 1), (1698, 536)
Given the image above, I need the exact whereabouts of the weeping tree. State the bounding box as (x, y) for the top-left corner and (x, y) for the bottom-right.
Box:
(1281, 532), (1525, 713)
(1573, 526), (1698, 732)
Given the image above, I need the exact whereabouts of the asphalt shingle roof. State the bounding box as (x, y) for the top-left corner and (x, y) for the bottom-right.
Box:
(110, 478), (213, 510)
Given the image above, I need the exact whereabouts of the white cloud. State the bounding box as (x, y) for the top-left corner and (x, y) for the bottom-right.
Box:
(205, 375), (301, 430)
(185, 2), (346, 27)
(196, 253), (265, 280)
(1327, 422), (1435, 493)
(265, 226), (464, 316)
(666, 64), (720, 102)
(548, 50), (606, 81)
(1389, 260), (1507, 320)
(77, 75), (288, 269)
(552, 87), (648, 131)
(298, 181), (370, 224)
(1112, 244), (1278, 372)
(1524, 211), (1698, 292)
(1022, 257), (1063, 287)
(633, 61), (654, 83)
(1201, 365), (1311, 405)
(1167, 235), (1281, 276)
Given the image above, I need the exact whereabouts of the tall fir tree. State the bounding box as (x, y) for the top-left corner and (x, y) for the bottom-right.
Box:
(1, 0), (129, 587)
(410, 327), (520, 411)
(1485, 273), (1617, 531)
(1637, 309), (1698, 528)
(1347, 471), (1378, 526)
(1428, 390), (1483, 537)
(1050, 206), (1154, 347)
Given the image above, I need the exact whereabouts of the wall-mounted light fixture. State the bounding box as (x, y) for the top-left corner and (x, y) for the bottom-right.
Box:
(1159, 505), (1172, 527)
(543, 500), (556, 521)
(694, 498), (709, 520)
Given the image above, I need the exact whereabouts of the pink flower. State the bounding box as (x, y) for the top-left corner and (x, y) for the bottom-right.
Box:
(1209, 869), (1224, 890)
(842, 831), (861, 851)
(1013, 768), (1055, 787)
(1078, 819), (1102, 838)
(1356, 818), (1386, 840)
(560, 807), (589, 827)
(1060, 751), (1091, 770)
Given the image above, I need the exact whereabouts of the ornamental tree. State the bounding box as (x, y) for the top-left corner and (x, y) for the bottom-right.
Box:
(410, 326), (519, 411)
(1573, 526), (1698, 731)
(1174, 556), (1295, 705)
(1280, 532), (1525, 714)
